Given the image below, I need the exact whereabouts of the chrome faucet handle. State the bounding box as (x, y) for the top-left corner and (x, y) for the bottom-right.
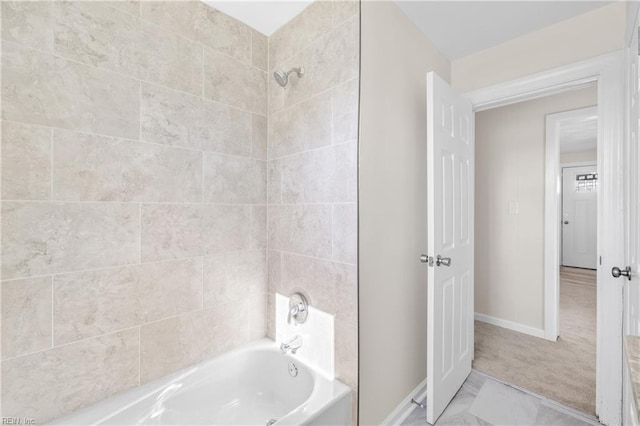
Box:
(287, 293), (308, 325)
(287, 304), (300, 325)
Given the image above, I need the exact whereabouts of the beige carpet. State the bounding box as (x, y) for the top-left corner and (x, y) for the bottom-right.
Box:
(473, 267), (597, 415)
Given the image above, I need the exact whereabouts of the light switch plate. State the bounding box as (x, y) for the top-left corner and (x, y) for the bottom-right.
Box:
(509, 201), (519, 215)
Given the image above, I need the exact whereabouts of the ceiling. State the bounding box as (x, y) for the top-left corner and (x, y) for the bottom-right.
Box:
(558, 109), (598, 153)
(203, 1), (313, 35)
(204, 1), (613, 56)
(394, 1), (613, 60)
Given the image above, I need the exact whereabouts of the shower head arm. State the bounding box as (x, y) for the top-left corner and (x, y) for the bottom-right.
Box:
(287, 67), (305, 77)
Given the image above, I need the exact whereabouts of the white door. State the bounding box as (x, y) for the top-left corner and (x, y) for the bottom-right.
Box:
(562, 165), (598, 269)
(425, 72), (474, 424)
(624, 26), (640, 424)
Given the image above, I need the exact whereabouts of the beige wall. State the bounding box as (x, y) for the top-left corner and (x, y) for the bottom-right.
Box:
(265, 2), (360, 423)
(561, 149), (598, 164)
(452, 2), (626, 92)
(475, 87), (597, 329)
(359, 1), (450, 424)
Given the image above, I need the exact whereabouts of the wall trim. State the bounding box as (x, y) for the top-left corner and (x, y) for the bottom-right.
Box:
(465, 51), (619, 112)
(380, 377), (428, 426)
(475, 313), (546, 339)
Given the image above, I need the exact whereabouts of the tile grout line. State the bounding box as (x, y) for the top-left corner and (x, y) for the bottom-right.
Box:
(201, 151), (205, 205)
(50, 128), (54, 200)
(201, 44), (205, 99)
(138, 326), (141, 386)
(1, 199), (352, 207)
(50, 276), (54, 349)
(201, 256), (205, 311)
(0, 249), (269, 284)
(3, 294), (251, 364)
(138, 203), (142, 264)
(0, 117), (269, 159)
(0, 116), (355, 163)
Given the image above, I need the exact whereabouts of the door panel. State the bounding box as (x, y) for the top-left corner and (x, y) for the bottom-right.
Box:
(426, 72), (474, 424)
(562, 165), (597, 269)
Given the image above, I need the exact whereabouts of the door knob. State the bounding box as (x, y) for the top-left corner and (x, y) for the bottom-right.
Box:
(612, 266), (632, 280)
(563, 220), (569, 225)
(436, 255), (451, 267)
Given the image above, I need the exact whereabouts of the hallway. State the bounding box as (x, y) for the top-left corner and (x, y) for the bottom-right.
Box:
(472, 267), (597, 414)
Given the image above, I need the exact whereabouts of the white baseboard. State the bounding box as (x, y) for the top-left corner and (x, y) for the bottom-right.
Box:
(475, 313), (546, 339)
(380, 377), (427, 426)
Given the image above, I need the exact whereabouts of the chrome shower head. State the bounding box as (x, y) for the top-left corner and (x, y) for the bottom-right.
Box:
(273, 67), (305, 87)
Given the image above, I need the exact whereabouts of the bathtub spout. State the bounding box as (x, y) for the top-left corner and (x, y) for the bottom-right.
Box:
(280, 334), (303, 355)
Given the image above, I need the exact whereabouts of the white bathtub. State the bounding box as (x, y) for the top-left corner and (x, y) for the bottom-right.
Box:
(50, 339), (352, 426)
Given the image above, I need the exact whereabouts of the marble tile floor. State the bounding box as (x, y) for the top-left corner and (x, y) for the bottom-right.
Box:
(402, 370), (602, 426)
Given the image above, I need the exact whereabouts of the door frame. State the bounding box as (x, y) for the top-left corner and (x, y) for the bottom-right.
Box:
(464, 51), (624, 425)
(545, 105), (598, 341)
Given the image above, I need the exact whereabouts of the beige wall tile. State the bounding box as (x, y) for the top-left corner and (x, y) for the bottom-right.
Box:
(53, 130), (201, 203)
(332, 78), (359, 144)
(333, 203), (357, 265)
(268, 204), (332, 258)
(281, 253), (356, 323)
(274, 16), (359, 110)
(138, 21), (203, 96)
(141, 204), (251, 261)
(305, 16), (359, 97)
(251, 114), (268, 160)
(2, 1), (52, 52)
(1, 277), (52, 359)
(267, 159), (282, 204)
(1, 328), (139, 423)
(266, 291), (276, 340)
(1, 121), (51, 200)
(333, 0), (359, 27)
(280, 142), (357, 203)
(2, 42), (139, 139)
(55, 2), (203, 95)
(106, 1), (140, 17)
(251, 205), (267, 250)
(54, 1), (140, 78)
(140, 301), (249, 383)
(2, 202), (139, 280)
(54, 258), (203, 345)
(140, 1), (251, 64)
(203, 251), (266, 308)
(251, 30), (268, 71)
(203, 153), (266, 204)
(250, 293), (267, 340)
(267, 250), (282, 293)
(141, 83), (251, 156)
(204, 48), (267, 114)
(269, 91), (332, 158)
(335, 319), (358, 389)
(269, 1), (333, 68)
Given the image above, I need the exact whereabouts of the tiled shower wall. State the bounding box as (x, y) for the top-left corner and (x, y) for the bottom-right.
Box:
(266, 0), (360, 410)
(1, 1), (268, 422)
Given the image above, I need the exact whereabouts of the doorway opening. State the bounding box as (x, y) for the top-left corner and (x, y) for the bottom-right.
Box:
(472, 89), (599, 416)
(420, 52), (623, 426)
